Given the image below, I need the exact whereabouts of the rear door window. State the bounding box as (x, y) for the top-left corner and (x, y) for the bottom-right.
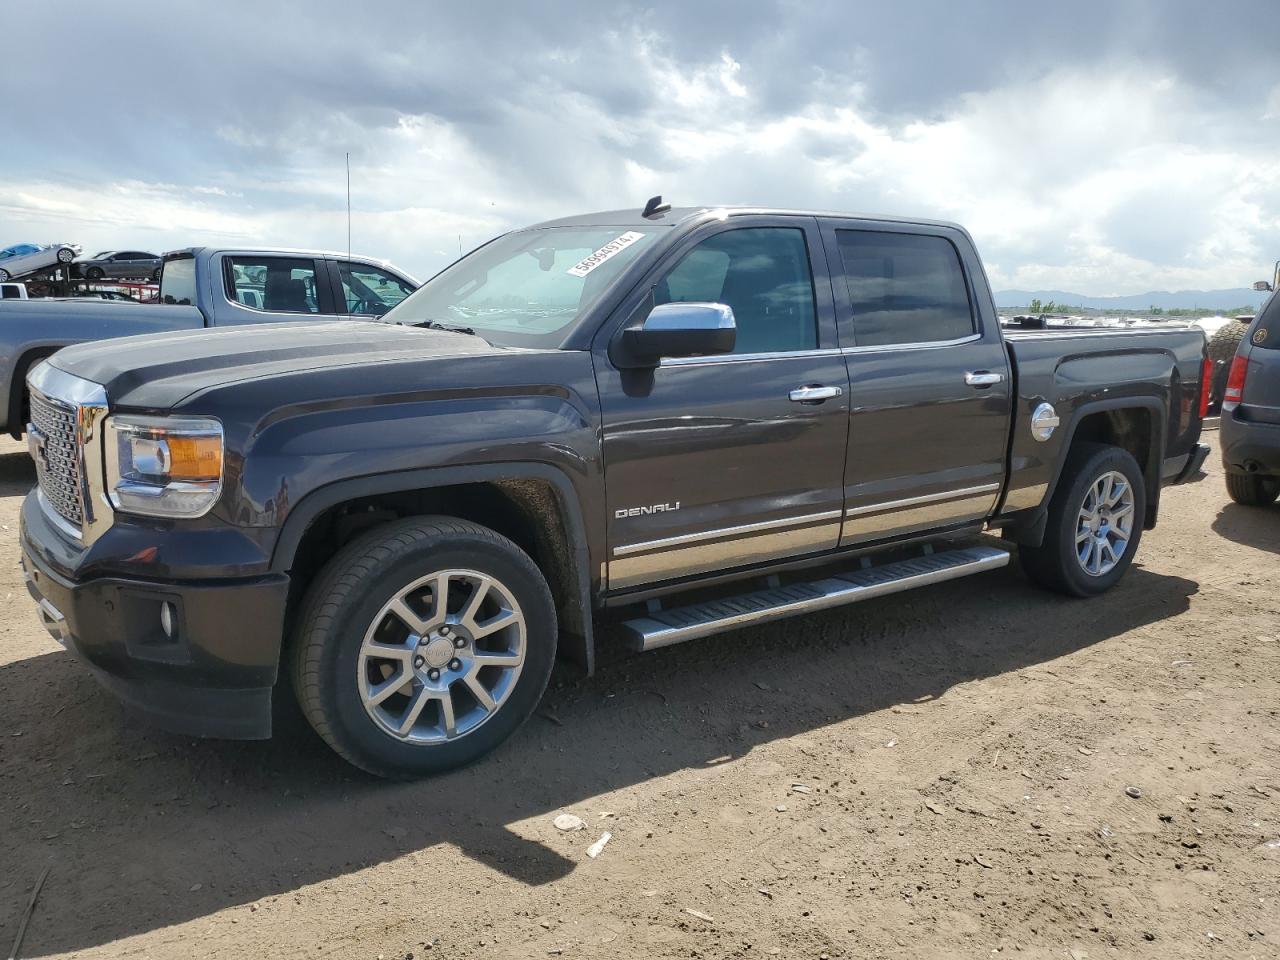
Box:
(834, 230), (975, 347)
(226, 256), (320, 314)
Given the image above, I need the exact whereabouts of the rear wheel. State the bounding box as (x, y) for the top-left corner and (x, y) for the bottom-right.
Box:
(1020, 443), (1146, 597)
(1207, 321), (1249, 410)
(85, 266), (104, 280)
(56, 247), (74, 264)
(0, 269), (9, 282)
(1225, 471), (1280, 506)
(291, 516), (556, 778)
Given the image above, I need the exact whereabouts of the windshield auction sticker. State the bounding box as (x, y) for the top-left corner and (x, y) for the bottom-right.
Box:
(567, 232), (646, 277)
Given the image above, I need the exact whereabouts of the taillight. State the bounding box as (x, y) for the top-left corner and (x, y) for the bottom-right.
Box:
(1224, 355), (1248, 405)
(1198, 357), (1213, 418)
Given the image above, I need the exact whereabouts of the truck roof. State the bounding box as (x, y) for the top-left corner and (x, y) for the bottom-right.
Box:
(161, 246), (418, 284)
(526, 205), (970, 234)
(163, 246), (404, 267)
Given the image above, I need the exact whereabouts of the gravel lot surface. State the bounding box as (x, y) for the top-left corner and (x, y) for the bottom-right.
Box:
(1, 434), (1277, 959)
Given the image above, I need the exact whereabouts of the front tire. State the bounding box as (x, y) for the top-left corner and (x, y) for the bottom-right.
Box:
(0, 269), (9, 282)
(1019, 443), (1146, 597)
(56, 247), (75, 264)
(1226, 471), (1280, 506)
(290, 516), (557, 778)
(85, 266), (104, 280)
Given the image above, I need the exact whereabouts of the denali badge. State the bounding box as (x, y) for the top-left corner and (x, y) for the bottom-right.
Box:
(615, 502), (681, 518)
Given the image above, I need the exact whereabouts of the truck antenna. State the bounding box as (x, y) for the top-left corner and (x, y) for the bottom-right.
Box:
(346, 152), (352, 261)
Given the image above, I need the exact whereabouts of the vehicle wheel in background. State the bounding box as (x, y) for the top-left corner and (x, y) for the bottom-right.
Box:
(1207, 320), (1249, 409)
(1019, 442), (1146, 597)
(85, 266), (104, 280)
(1225, 471), (1280, 507)
(56, 247), (75, 263)
(0, 269), (9, 282)
(290, 516), (557, 778)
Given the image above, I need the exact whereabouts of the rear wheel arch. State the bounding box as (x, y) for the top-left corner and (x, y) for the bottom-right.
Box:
(274, 464), (596, 674)
(1047, 400), (1165, 530)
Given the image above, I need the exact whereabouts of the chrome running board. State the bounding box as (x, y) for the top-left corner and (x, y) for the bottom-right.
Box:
(620, 544), (1010, 652)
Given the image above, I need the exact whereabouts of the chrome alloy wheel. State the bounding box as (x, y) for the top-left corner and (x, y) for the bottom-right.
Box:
(1075, 470), (1135, 577)
(357, 569), (526, 743)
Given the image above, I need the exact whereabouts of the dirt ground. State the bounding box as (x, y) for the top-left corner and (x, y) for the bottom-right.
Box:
(1, 433), (1277, 960)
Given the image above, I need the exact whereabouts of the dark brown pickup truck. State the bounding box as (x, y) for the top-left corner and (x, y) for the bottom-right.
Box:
(19, 201), (1210, 776)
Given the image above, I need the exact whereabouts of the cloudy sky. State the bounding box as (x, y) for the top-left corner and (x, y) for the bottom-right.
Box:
(2, 0), (1278, 294)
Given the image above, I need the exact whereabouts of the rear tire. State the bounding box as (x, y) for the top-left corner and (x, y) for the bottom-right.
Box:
(56, 247), (74, 264)
(1225, 471), (1280, 506)
(290, 516), (557, 778)
(0, 269), (9, 282)
(85, 267), (104, 280)
(1019, 443), (1146, 597)
(1208, 321), (1249, 410)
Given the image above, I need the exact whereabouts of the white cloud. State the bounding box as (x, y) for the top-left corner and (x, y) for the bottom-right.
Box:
(2, 10), (1278, 296)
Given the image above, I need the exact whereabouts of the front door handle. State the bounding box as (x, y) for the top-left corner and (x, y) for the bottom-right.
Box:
(964, 371), (1005, 387)
(789, 384), (843, 403)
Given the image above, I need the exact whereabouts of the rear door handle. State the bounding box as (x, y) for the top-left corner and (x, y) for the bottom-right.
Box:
(964, 371), (1005, 387)
(789, 384), (843, 403)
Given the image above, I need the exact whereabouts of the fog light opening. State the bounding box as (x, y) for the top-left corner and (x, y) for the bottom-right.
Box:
(160, 601), (177, 639)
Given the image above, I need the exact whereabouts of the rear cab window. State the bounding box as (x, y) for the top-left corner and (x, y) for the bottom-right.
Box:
(160, 256), (196, 305)
(833, 230), (975, 347)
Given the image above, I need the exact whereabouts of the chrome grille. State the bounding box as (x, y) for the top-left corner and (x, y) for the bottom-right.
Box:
(29, 391), (84, 529)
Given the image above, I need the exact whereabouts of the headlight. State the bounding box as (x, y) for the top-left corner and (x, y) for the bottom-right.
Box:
(105, 415), (224, 518)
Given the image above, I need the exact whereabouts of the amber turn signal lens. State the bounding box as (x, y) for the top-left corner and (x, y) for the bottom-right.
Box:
(165, 435), (223, 481)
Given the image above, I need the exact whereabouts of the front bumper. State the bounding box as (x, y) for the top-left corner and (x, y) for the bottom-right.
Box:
(20, 500), (290, 740)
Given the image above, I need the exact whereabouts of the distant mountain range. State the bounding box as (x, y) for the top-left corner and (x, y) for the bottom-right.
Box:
(994, 288), (1268, 312)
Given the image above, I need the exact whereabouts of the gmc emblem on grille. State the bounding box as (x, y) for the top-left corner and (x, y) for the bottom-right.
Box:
(27, 425), (49, 472)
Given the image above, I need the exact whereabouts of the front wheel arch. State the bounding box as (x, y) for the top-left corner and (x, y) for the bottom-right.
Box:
(6, 347), (60, 439)
(273, 463), (597, 674)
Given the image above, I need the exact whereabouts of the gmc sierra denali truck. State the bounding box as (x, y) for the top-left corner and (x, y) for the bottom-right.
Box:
(0, 247), (418, 436)
(19, 202), (1210, 777)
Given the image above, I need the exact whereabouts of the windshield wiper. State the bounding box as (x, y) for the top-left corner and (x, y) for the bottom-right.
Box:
(404, 319), (479, 336)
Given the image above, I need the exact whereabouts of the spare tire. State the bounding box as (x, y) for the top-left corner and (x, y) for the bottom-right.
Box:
(1207, 320), (1250, 412)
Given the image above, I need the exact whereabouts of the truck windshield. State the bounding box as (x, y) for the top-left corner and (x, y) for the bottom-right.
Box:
(385, 227), (659, 346)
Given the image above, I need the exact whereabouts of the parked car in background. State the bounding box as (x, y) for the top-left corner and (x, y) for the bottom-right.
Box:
(15, 202), (1210, 777)
(0, 242), (81, 282)
(0, 246), (418, 435)
(1221, 288), (1280, 506)
(75, 250), (162, 281)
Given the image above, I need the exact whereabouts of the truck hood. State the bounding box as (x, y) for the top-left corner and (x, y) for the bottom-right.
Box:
(48, 320), (514, 410)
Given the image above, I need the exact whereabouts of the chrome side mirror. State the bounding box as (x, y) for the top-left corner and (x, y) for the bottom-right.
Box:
(616, 301), (736, 367)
